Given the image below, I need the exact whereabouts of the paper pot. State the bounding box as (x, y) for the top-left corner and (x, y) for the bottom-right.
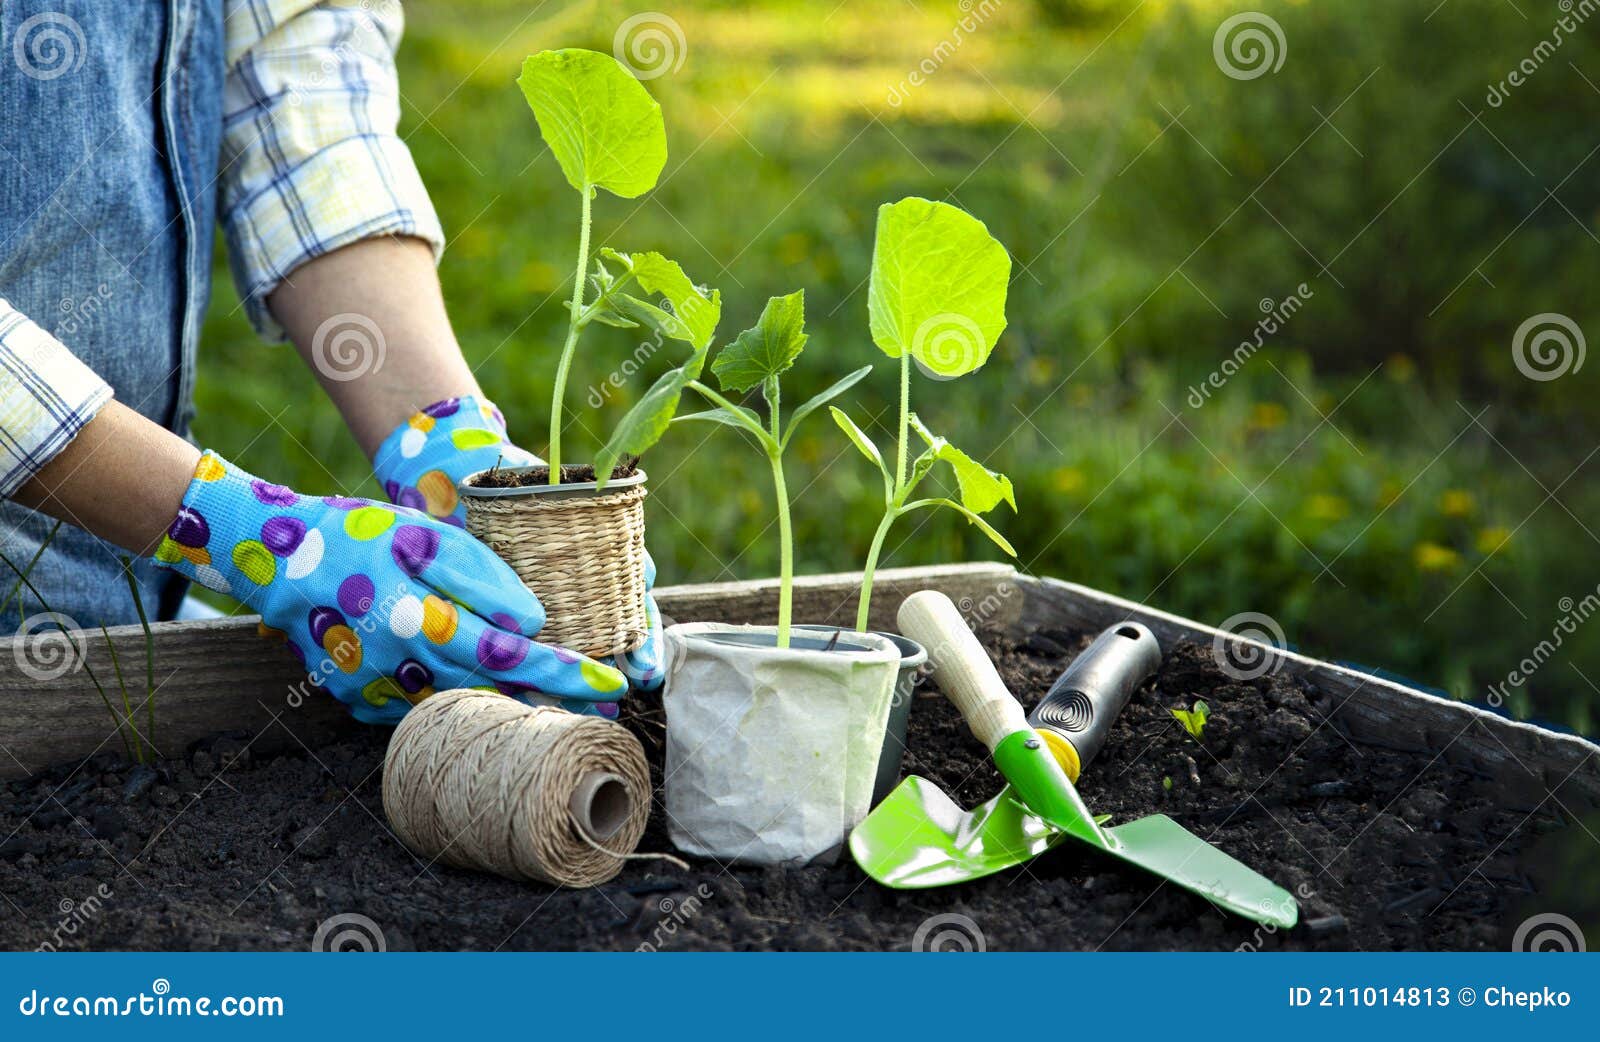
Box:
(662, 622), (901, 865)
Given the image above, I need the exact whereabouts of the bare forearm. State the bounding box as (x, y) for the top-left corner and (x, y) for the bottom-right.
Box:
(12, 400), (200, 556)
(269, 236), (482, 458)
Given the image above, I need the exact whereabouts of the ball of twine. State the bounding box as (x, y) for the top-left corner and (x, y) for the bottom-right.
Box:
(383, 690), (662, 887)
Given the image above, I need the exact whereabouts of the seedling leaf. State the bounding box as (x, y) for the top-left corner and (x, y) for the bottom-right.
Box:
(830, 406), (891, 492)
(713, 290), (808, 393)
(604, 250), (722, 348)
(910, 414), (1016, 514)
(674, 405), (764, 434)
(867, 197), (1010, 377)
(904, 497), (1017, 556)
(595, 348), (709, 488)
(1171, 700), (1210, 741)
(783, 365), (873, 448)
(517, 49), (667, 199)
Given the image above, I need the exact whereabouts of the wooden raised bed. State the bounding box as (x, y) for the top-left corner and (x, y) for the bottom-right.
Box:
(3, 562), (1595, 809)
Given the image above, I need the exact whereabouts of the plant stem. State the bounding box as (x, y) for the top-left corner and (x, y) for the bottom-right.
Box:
(122, 557), (156, 760)
(895, 352), (911, 489)
(768, 447), (794, 647)
(856, 507), (898, 632)
(548, 185), (594, 483)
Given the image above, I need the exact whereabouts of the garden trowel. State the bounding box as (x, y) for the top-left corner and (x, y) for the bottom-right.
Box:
(849, 591), (1298, 929)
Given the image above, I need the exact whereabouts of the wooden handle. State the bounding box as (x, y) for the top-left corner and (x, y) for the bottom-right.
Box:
(897, 590), (1028, 752)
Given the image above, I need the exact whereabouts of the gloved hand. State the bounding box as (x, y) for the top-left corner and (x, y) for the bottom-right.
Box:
(152, 451), (629, 723)
(371, 395), (663, 690)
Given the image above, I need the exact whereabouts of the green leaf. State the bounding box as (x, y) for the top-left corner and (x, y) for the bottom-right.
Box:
(603, 249), (721, 348)
(1171, 700), (1210, 742)
(674, 406), (763, 434)
(712, 290), (808, 393)
(904, 497), (1017, 557)
(868, 197), (1010, 377)
(829, 406), (891, 493)
(594, 348), (708, 488)
(517, 49), (667, 199)
(783, 366), (873, 448)
(910, 414), (1016, 514)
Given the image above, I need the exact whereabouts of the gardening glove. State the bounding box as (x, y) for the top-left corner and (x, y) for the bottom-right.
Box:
(151, 451), (630, 724)
(371, 394), (665, 691)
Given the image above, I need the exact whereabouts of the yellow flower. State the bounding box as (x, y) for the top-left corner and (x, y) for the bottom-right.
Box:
(1439, 489), (1476, 518)
(1305, 493), (1349, 522)
(1249, 402), (1288, 431)
(1051, 466), (1086, 494)
(1413, 541), (1462, 573)
(1476, 526), (1512, 555)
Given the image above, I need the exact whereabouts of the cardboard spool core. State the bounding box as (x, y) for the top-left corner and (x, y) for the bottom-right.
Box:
(569, 771), (631, 842)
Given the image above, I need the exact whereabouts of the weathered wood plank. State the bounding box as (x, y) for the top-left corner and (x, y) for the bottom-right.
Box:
(1017, 576), (1600, 812)
(0, 563), (1019, 779)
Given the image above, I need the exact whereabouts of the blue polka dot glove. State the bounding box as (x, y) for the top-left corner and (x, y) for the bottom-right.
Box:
(151, 451), (631, 723)
(371, 395), (664, 691)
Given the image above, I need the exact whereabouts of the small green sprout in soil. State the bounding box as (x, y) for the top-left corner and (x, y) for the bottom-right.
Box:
(1171, 699), (1210, 742)
(673, 290), (871, 646)
(832, 197), (1018, 631)
(515, 48), (722, 485)
(1162, 775), (1174, 792)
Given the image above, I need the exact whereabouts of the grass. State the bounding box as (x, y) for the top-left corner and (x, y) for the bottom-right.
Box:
(192, 0), (1599, 733)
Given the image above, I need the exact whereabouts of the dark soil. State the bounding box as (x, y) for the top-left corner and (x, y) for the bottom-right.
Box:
(0, 624), (1578, 951)
(468, 457), (639, 488)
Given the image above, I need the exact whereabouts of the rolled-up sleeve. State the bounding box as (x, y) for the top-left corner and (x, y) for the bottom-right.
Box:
(0, 299), (113, 497)
(221, 0), (445, 339)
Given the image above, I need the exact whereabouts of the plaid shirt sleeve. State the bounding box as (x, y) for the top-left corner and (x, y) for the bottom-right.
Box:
(0, 299), (113, 498)
(220, 0), (445, 340)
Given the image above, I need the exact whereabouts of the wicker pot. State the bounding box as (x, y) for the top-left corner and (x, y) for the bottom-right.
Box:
(459, 466), (650, 659)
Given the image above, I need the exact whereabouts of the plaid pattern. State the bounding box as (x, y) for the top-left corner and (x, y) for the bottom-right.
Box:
(0, 1), (443, 498)
(221, 0), (444, 338)
(0, 301), (113, 497)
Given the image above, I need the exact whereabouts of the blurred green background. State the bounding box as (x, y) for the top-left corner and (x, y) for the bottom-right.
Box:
(195, 0), (1600, 732)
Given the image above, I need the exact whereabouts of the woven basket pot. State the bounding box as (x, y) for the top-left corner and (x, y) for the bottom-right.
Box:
(459, 466), (650, 659)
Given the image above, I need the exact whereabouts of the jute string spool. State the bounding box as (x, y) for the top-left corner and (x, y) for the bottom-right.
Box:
(464, 484), (649, 658)
(383, 690), (657, 887)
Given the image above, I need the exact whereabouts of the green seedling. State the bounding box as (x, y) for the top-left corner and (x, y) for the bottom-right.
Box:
(673, 290), (871, 646)
(832, 197), (1018, 631)
(517, 48), (722, 484)
(1171, 699), (1210, 742)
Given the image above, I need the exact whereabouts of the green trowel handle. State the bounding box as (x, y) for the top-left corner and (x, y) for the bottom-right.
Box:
(897, 591), (1029, 752)
(1029, 622), (1161, 781)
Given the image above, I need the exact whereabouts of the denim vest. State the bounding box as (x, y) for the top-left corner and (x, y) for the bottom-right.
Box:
(0, 0), (221, 630)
